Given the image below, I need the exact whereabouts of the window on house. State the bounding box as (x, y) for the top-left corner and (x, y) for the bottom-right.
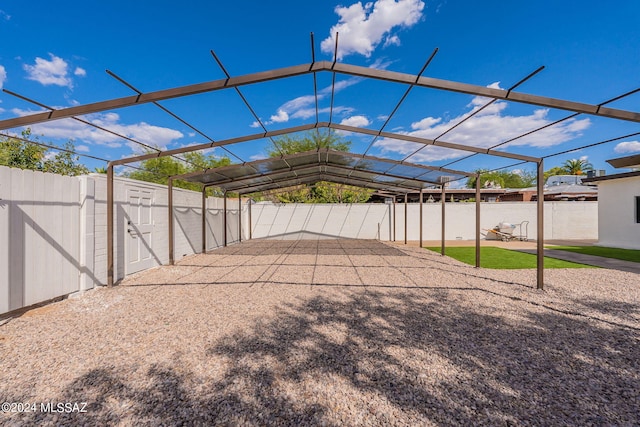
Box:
(636, 196), (640, 224)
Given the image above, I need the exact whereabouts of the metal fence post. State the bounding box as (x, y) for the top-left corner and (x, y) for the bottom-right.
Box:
(537, 160), (545, 290)
(168, 178), (174, 265)
(107, 163), (114, 287)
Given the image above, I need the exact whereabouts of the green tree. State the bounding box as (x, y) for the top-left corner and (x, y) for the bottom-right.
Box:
(543, 166), (566, 182)
(561, 158), (593, 175)
(43, 141), (90, 176)
(267, 129), (350, 157)
(262, 131), (372, 203)
(467, 169), (536, 189)
(126, 156), (187, 185)
(0, 129), (89, 176)
(125, 150), (231, 194)
(0, 129), (47, 170)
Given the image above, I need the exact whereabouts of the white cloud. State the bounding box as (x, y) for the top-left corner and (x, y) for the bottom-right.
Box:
(374, 87), (591, 161)
(340, 115), (370, 127)
(248, 33), (387, 130)
(23, 54), (73, 87)
(337, 115), (371, 136)
(12, 108), (184, 151)
(250, 153), (268, 161)
(326, 77), (362, 93)
(321, 0), (425, 59)
(267, 109), (289, 124)
(383, 35), (401, 48)
(614, 141), (640, 154)
(411, 117), (441, 130)
(0, 65), (6, 89)
(368, 57), (394, 70)
(0, 10), (10, 20)
(254, 78), (361, 127)
(74, 67), (86, 77)
(280, 95), (317, 112)
(75, 144), (90, 152)
(43, 151), (57, 161)
(291, 106), (355, 121)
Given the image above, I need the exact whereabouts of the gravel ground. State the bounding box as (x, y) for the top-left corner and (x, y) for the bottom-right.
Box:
(1, 239), (639, 426)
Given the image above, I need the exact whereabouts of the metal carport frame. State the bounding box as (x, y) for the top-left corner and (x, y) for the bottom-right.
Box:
(3, 49), (639, 293)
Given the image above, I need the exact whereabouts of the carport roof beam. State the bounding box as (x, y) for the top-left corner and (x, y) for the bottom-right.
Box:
(440, 85), (640, 169)
(3, 88), (207, 170)
(173, 157), (440, 189)
(107, 121), (534, 172)
(106, 69), (246, 163)
(3, 60), (640, 132)
(209, 50), (288, 160)
(331, 63), (640, 123)
(327, 122), (539, 163)
(401, 65), (546, 162)
(109, 123), (320, 166)
(361, 47), (439, 158)
(234, 173), (415, 195)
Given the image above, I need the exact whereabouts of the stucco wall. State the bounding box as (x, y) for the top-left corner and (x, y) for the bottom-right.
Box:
(250, 201), (598, 241)
(596, 176), (640, 249)
(0, 166), (82, 313)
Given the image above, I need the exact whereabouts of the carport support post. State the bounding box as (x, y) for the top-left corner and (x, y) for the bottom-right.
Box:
(537, 160), (544, 290)
(201, 186), (207, 253)
(475, 174), (481, 268)
(393, 197), (396, 242)
(404, 193), (408, 245)
(168, 177), (174, 265)
(223, 191), (228, 247)
(441, 184), (446, 256)
(248, 199), (252, 240)
(238, 193), (242, 243)
(107, 162), (114, 287)
(419, 189), (423, 248)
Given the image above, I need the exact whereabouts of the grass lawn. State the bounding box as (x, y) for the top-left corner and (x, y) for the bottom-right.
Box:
(549, 246), (640, 263)
(426, 246), (593, 269)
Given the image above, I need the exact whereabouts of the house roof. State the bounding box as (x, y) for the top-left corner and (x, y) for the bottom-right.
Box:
(582, 170), (640, 183)
(606, 154), (640, 169)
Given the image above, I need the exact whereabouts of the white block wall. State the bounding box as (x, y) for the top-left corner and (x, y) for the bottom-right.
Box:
(0, 166), (82, 313)
(251, 203), (391, 240)
(596, 176), (640, 249)
(91, 175), (244, 285)
(250, 201), (598, 241)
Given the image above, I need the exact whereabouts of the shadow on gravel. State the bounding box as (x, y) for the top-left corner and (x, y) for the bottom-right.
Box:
(204, 292), (640, 425)
(11, 289), (640, 425)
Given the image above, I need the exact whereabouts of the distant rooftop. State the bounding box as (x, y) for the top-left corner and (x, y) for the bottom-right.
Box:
(545, 175), (587, 186)
(606, 154), (640, 170)
(582, 170), (640, 183)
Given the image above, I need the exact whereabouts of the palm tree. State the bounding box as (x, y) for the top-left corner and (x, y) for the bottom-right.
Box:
(562, 158), (593, 175)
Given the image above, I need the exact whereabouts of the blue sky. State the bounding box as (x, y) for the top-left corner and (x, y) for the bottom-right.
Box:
(1, 0), (639, 180)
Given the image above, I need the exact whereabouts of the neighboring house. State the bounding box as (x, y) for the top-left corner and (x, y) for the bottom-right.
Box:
(369, 188), (507, 203)
(502, 175), (599, 202)
(374, 175), (599, 203)
(583, 155), (640, 250)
